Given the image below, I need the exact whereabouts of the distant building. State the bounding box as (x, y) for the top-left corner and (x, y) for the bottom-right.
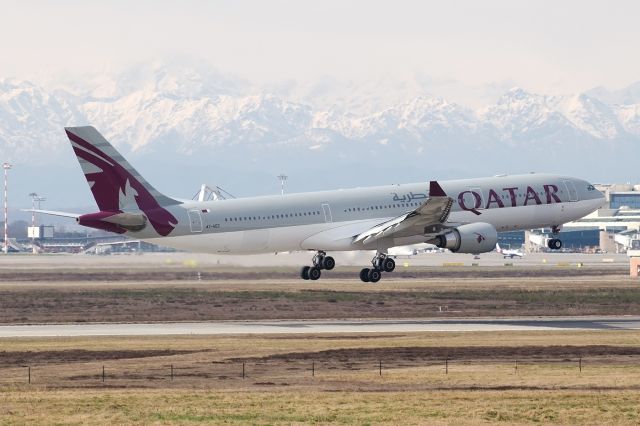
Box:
(499, 183), (640, 252)
(562, 183), (640, 252)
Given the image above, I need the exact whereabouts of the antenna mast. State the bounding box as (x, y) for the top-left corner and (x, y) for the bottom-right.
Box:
(3, 163), (12, 254)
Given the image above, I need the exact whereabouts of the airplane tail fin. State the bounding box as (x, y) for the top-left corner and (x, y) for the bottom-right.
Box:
(65, 126), (178, 211)
(64, 126), (179, 236)
(495, 243), (502, 253)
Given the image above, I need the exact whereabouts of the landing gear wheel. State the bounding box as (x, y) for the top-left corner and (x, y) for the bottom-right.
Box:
(368, 269), (382, 283)
(322, 256), (335, 270)
(300, 266), (311, 280)
(373, 257), (383, 270)
(360, 268), (371, 282)
(548, 238), (563, 250)
(382, 257), (396, 272)
(308, 267), (321, 281)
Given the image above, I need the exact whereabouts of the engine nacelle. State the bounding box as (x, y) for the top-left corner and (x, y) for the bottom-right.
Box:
(434, 222), (497, 254)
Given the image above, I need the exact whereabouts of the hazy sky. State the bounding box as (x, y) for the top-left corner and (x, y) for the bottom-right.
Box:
(2, 0), (639, 99)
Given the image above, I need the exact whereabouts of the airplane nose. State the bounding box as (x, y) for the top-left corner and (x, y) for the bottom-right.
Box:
(596, 189), (607, 207)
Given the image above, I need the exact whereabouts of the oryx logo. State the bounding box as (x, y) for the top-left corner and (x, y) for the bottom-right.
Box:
(474, 233), (486, 244)
(67, 130), (177, 236)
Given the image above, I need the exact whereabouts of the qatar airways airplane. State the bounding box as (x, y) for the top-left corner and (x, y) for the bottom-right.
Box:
(34, 126), (606, 283)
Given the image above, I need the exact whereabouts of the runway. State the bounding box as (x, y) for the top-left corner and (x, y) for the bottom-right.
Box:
(1, 316), (640, 337)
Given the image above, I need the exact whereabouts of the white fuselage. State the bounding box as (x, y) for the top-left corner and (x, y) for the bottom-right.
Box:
(137, 173), (605, 254)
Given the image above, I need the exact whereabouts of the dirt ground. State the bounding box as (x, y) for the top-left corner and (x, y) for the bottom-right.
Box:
(2, 331), (640, 393)
(3, 344), (639, 371)
(0, 265), (638, 323)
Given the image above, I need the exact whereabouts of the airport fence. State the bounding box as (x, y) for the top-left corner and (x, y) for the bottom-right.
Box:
(1, 355), (632, 388)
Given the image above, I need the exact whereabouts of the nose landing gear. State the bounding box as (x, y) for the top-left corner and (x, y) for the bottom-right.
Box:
(548, 225), (563, 250)
(547, 238), (563, 250)
(300, 251), (335, 280)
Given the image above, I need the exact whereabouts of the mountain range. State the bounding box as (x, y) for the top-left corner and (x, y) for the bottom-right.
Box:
(1, 62), (639, 209)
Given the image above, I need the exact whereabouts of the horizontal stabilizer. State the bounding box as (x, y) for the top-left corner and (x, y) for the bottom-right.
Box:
(22, 209), (80, 219)
(23, 209), (147, 233)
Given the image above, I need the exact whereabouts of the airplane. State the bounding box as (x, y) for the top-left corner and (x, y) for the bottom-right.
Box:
(32, 126), (606, 283)
(495, 243), (524, 259)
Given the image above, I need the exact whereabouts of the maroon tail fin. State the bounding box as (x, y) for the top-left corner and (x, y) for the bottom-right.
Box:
(65, 126), (178, 236)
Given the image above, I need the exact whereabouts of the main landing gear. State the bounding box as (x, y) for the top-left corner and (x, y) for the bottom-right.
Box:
(547, 225), (563, 250)
(300, 251), (335, 280)
(360, 253), (395, 283)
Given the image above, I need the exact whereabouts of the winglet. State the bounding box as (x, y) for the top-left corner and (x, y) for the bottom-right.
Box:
(429, 180), (447, 197)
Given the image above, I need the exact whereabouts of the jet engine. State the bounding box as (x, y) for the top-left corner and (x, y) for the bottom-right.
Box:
(433, 222), (497, 254)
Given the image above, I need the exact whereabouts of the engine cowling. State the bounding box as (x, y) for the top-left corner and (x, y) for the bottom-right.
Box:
(434, 222), (497, 254)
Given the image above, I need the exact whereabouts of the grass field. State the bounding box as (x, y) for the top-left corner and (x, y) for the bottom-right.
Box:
(2, 257), (640, 424)
(2, 331), (640, 424)
(3, 389), (640, 425)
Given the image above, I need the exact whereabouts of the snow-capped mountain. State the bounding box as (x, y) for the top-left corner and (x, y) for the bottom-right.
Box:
(0, 78), (85, 162)
(0, 63), (639, 207)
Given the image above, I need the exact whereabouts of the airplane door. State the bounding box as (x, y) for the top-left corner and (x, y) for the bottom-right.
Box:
(321, 203), (333, 223)
(188, 210), (203, 232)
(562, 180), (579, 202)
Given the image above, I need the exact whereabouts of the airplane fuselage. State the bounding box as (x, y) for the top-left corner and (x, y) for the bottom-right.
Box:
(136, 173), (605, 254)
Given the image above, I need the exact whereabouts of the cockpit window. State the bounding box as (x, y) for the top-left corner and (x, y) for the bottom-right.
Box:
(587, 185), (595, 191)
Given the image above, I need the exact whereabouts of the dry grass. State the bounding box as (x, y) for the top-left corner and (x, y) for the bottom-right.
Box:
(1, 389), (640, 425)
(3, 332), (640, 424)
(3, 330), (640, 353)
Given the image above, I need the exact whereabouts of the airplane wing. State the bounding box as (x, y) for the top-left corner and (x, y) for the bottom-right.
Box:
(353, 181), (454, 245)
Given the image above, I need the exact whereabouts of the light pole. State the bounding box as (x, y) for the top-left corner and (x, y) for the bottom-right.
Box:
(3, 163), (11, 254)
(28, 192), (45, 254)
(277, 174), (288, 196)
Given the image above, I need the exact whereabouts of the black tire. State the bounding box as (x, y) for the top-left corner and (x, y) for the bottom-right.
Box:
(308, 267), (321, 280)
(548, 238), (563, 250)
(382, 257), (396, 272)
(368, 269), (382, 283)
(322, 256), (336, 270)
(360, 268), (371, 282)
(300, 266), (311, 280)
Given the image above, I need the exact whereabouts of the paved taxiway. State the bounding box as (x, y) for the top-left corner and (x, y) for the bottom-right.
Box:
(0, 251), (628, 269)
(1, 316), (639, 337)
